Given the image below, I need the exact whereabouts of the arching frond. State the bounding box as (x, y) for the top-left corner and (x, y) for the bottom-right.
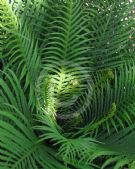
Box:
(0, 0), (135, 169)
(0, 0), (41, 109)
(40, 0), (90, 75)
(34, 112), (101, 166)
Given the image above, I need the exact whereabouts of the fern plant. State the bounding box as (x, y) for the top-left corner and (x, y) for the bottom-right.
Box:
(0, 0), (135, 168)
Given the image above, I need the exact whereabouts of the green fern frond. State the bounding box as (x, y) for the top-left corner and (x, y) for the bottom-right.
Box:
(0, 0), (135, 169)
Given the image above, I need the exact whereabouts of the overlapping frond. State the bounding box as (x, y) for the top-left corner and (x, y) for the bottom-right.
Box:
(0, 0), (135, 169)
(0, 70), (67, 169)
(0, 0), (41, 109)
(77, 63), (135, 136)
(0, 69), (30, 119)
(35, 112), (100, 166)
(41, 0), (90, 75)
(0, 109), (66, 169)
(85, 0), (135, 69)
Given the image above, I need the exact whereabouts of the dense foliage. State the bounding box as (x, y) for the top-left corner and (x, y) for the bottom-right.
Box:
(0, 0), (135, 168)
